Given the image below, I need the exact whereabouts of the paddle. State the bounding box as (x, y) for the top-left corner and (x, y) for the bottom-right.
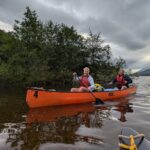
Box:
(76, 75), (104, 105)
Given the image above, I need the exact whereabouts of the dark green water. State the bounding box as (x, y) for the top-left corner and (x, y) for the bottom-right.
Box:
(0, 76), (150, 150)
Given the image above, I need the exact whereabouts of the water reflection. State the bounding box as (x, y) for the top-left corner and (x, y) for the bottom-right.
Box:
(113, 99), (134, 122)
(1, 77), (150, 149)
(26, 103), (108, 149)
(26, 103), (95, 124)
(26, 103), (112, 128)
(0, 97), (134, 150)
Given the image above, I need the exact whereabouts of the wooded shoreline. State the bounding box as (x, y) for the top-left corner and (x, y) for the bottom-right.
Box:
(0, 7), (126, 88)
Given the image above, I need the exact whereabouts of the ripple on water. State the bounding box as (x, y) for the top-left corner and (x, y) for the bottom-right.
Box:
(0, 76), (150, 150)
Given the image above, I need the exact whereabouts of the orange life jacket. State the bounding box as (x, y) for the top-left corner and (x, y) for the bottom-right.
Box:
(80, 76), (90, 87)
(116, 74), (126, 86)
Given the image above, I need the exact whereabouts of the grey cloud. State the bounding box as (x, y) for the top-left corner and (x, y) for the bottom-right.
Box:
(0, 0), (150, 68)
(79, 17), (146, 50)
(0, 0), (32, 23)
(114, 32), (146, 50)
(134, 20), (150, 41)
(35, 5), (80, 27)
(0, 0), (80, 27)
(126, 59), (139, 68)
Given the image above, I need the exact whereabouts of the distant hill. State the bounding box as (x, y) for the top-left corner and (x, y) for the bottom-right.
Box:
(137, 68), (150, 76)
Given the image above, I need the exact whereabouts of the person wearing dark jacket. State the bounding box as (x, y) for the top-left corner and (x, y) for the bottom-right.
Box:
(110, 69), (132, 90)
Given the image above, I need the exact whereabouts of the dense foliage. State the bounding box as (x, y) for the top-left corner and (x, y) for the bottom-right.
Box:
(0, 7), (125, 87)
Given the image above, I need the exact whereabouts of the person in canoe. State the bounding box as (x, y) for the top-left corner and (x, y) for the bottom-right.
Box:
(70, 67), (95, 92)
(109, 68), (133, 90)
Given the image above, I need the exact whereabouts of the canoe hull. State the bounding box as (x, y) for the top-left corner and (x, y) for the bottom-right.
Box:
(26, 86), (136, 108)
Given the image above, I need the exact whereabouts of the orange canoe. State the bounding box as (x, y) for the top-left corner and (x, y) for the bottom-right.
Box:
(26, 86), (136, 108)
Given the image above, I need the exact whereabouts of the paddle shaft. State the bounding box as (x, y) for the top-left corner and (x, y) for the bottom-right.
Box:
(76, 75), (104, 104)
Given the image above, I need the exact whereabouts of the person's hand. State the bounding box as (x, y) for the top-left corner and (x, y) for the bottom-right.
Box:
(109, 81), (112, 85)
(87, 87), (91, 91)
(73, 72), (77, 77)
(125, 81), (128, 84)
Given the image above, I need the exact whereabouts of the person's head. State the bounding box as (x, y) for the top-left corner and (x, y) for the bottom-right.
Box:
(83, 67), (90, 76)
(118, 68), (125, 75)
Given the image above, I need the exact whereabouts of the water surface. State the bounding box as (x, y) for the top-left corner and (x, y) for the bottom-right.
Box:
(0, 76), (150, 150)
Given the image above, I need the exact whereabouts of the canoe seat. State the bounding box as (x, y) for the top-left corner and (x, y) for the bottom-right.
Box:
(118, 133), (145, 149)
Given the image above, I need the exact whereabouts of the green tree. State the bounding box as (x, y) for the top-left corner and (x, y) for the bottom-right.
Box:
(10, 7), (49, 84)
(85, 31), (112, 80)
(0, 7), (126, 87)
(0, 30), (16, 81)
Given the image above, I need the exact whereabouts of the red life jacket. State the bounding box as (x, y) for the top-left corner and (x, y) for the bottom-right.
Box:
(116, 74), (126, 86)
(80, 76), (90, 87)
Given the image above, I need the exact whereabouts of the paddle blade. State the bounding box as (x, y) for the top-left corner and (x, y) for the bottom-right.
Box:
(95, 98), (104, 105)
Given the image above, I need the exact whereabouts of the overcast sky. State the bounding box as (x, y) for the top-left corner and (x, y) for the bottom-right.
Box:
(0, 0), (150, 71)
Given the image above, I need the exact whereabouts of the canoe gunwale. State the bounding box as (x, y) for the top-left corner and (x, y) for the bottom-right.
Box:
(27, 85), (136, 93)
